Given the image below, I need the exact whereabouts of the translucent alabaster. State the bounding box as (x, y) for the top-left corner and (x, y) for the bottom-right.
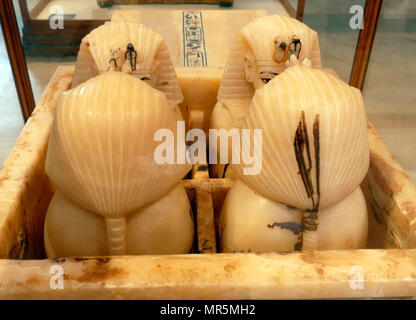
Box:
(210, 15), (322, 177)
(233, 64), (370, 212)
(72, 21), (183, 106)
(220, 180), (302, 253)
(219, 62), (370, 252)
(218, 14), (321, 101)
(45, 185), (194, 257)
(220, 181), (367, 253)
(45, 72), (192, 256)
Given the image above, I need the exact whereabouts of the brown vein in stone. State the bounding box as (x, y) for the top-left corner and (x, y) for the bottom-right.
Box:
(313, 114), (321, 210)
(294, 112), (315, 209)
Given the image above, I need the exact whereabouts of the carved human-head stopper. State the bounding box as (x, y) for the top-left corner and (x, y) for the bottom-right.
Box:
(73, 21), (183, 106)
(218, 15), (321, 101)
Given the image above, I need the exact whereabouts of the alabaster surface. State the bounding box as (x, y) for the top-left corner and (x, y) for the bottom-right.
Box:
(233, 64), (369, 212)
(72, 20), (183, 106)
(45, 185), (194, 257)
(220, 181), (367, 253)
(46, 72), (190, 216)
(220, 180), (302, 253)
(218, 14), (322, 101)
(210, 15), (322, 177)
(45, 71), (192, 256)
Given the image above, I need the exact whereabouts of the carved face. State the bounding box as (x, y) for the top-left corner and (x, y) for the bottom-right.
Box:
(243, 35), (303, 90)
(273, 35), (302, 63)
(78, 21), (183, 105)
(135, 60), (161, 88)
(244, 53), (279, 89)
(218, 15), (321, 101)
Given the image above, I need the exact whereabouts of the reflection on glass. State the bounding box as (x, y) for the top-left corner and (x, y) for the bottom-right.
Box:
(25, 0), (292, 20)
(17, 0), (293, 91)
(302, 0), (365, 82)
(364, 0), (416, 182)
(0, 28), (24, 165)
(27, 0), (42, 12)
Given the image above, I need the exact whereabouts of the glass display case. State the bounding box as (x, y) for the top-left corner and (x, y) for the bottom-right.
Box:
(0, 0), (416, 300)
(0, 29), (24, 165)
(7, 0), (414, 179)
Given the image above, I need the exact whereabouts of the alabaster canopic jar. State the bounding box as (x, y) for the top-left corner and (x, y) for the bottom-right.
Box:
(44, 72), (193, 257)
(71, 20), (183, 107)
(220, 64), (370, 252)
(210, 14), (322, 177)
